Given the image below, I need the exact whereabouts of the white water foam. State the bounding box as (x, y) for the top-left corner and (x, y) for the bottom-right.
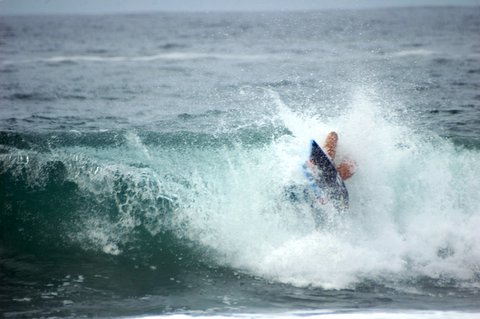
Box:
(171, 88), (480, 289)
(391, 49), (437, 57)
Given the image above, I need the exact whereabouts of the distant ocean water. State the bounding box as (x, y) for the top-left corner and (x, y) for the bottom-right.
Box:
(1, 7), (480, 319)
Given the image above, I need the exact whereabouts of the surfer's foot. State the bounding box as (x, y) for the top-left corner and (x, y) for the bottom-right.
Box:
(337, 158), (357, 180)
(323, 131), (338, 159)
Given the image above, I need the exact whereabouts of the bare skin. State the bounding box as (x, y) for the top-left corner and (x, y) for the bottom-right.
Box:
(323, 131), (338, 160)
(323, 131), (356, 180)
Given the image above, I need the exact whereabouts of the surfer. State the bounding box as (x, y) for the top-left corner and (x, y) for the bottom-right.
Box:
(300, 131), (355, 209)
(322, 131), (356, 180)
(288, 131), (355, 209)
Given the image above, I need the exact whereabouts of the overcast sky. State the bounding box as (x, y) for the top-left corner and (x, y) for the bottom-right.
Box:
(1, 0), (480, 15)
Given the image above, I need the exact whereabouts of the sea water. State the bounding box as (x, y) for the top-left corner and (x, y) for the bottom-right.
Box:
(1, 7), (480, 318)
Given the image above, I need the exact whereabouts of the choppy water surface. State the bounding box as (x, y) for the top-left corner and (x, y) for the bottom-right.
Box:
(1, 7), (480, 318)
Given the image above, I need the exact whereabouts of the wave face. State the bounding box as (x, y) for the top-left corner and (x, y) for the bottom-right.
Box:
(2, 90), (479, 289)
(2, 93), (480, 318)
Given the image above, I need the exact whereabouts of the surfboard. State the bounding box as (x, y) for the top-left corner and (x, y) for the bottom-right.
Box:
(303, 139), (349, 211)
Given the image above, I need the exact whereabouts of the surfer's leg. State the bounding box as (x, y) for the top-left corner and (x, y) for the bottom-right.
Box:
(337, 158), (357, 180)
(323, 131), (338, 160)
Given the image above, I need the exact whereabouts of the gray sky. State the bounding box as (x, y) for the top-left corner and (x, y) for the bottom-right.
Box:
(1, 0), (480, 15)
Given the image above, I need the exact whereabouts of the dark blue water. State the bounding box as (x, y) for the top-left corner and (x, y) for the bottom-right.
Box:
(1, 7), (480, 318)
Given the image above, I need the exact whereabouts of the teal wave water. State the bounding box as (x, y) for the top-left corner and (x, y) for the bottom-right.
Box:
(1, 7), (480, 318)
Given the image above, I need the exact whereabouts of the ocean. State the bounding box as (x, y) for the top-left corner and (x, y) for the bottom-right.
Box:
(1, 6), (480, 318)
